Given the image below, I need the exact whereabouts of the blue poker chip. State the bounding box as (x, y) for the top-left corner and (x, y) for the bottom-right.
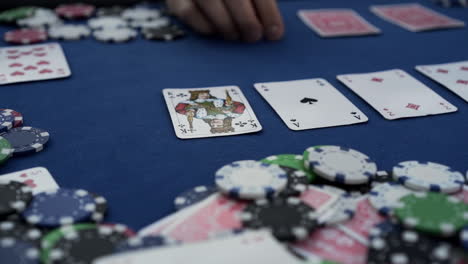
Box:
(114, 235), (176, 253)
(215, 160), (288, 200)
(1, 127), (50, 156)
(306, 146), (377, 185)
(21, 188), (96, 227)
(0, 110), (15, 133)
(0, 237), (40, 264)
(461, 227), (468, 250)
(174, 185), (218, 211)
(369, 182), (416, 216)
(392, 161), (464, 194)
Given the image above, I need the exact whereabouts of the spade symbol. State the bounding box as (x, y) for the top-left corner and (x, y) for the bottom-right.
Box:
(351, 112), (361, 120)
(290, 119), (300, 128)
(300, 97), (318, 105)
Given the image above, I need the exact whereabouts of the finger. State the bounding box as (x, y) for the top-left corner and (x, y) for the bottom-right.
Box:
(253, 0), (285, 41)
(223, 0), (263, 42)
(166, 0), (215, 35)
(195, 0), (239, 40)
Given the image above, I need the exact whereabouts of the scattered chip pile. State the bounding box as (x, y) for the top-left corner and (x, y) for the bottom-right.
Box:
(0, 3), (187, 45)
(1, 140), (467, 263)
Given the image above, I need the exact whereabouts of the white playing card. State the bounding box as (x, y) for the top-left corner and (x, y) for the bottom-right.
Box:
(0, 43), (71, 85)
(0, 167), (59, 195)
(337, 69), (457, 120)
(254, 79), (368, 130)
(94, 230), (304, 264)
(416, 61), (468, 103)
(163, 86), (262, 139)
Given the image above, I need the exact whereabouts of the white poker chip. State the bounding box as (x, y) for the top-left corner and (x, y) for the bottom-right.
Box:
(369, 182), (417, 216)
(17, 9), (62, 28)
(215, 160), (288, 200)
(88, 16), (128, 29)
(122, 7), (161, 21)
(48, 25), (91, 40)
(318, 195), (357, 225)
(306, 146), (377, 185)
(93, 28), (137, 43)
(130, 17), (170, 29)
(392, 161), (464, 194)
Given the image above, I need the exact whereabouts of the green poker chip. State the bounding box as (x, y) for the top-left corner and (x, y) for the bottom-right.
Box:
(394, 192), (468, 236)
(261, 154), (315, 182)
(0, 136), (13, 165)
(0, 6), (36, 23)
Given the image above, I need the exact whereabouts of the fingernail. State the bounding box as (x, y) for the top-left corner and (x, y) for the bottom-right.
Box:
(266, 25), (283, 41)
(245, 29), (262, 43)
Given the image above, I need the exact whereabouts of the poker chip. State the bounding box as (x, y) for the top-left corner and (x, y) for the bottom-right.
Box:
(173, 185), (218, 211)
(241, 197), (318, 241)
(88, 16), (128, 29)
(17, 8), (62, 28)
(96, 6), (125, 17)
(393, 161), (464, 193)
(48, 24), (91, 40)
(371, 170), (392, 186)
(114, 235), (175, 253)
(55, 3), (95, 19)
(90, 193), (108, 222)
(0, 109), (23, 128)
(369, 182), (417, 216)
(367, 221), (453, 264)
(121, 7), (161, 21)
(0, 136), (13, 165)
(4, 28), (48, 45)
(278, 167), (309, 197)
(21, 188), (95, 227)
(93, 28), (137, 43)
(130, 17), (170, 29)
(262, 154), (315, 182)
(0, 6), (36, 24)
(0, 181), (33, 217)
(1, 127), (50, 156)
(215, 160), (288, 199)
(394, 192), (468, 236)
(461, 226), (468, 250)
(0, 221), (42, 246)
(0, 109), (15, 133)
(318, 194), (357, 225)
(314, 184), (347, 196)
(305, 146), (377, 185)
(43, 224), (129, 264)
(142, 25), (186, 41)
(0, 237), (40, 264)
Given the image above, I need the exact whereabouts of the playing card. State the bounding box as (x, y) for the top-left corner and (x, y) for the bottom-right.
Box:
(161, 194), (246, 243)
(293, 226), (367, 264)
(337, 197), (385, 246)
(370, 3), (465, 32)
(163, 86), (262, 139)
(0, 43), (71, 85)
(297, 9), (381, 37)
(300, 185), (339, 215)
(337, 69), (457, 120)
(0, 167), (59, 195)
(94, 230), (304, 264)
(254, 79), (368, 130)
(138, 211), (183, 237)
(416, 61), (468, 103)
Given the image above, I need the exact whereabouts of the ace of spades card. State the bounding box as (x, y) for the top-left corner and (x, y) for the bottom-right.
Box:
(254, 78), (368, 130)
(163, 86), (262, 139)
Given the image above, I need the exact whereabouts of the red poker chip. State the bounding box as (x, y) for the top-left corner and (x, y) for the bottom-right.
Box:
(4, 29), (48, 45)
(55, 3), (95, 19)
(0, 109), (23, 128)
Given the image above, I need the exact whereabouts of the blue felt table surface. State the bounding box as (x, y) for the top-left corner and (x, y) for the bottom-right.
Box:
(0, 0), (467, 231)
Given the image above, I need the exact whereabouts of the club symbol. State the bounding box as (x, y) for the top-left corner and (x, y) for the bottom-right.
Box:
(176, 93), (188, 98)
(300, 97), (318, 105)
(235, 121), (247, 127)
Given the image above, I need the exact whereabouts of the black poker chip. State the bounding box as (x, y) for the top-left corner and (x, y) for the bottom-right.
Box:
(0, 181), (33, 217)
(241, 197), (317, 242)
(313, 176), (372, 196)
(46, 224), (130, 264)
(278, 167), (309, 197)
(142, 24), (186, 41)
(367, 221), (453, 264)
(0, 221), (43, 246)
